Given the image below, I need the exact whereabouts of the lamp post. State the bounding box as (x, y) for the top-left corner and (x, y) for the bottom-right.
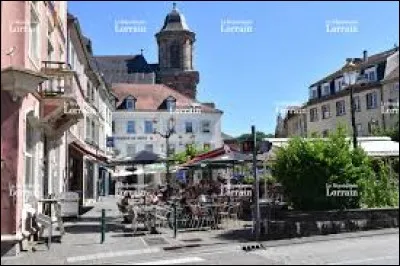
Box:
(342, 59), (359, 149)
(153, 117), (176, 197)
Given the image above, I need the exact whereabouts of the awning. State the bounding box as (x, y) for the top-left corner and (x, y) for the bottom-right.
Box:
(359, 140), (399, 157)
(69, 141), (108, 163)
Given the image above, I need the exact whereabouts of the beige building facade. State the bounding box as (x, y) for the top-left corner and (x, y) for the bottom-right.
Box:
(276, 48), (399, 138)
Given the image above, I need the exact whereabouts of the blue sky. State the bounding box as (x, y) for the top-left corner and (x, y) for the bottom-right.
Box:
(68, 1), (399, 137)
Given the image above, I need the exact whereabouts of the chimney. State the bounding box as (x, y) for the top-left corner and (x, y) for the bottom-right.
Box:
(363, 50), (368, 62)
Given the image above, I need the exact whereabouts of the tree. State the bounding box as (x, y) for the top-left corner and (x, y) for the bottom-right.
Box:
(170, 145), (210, 165)
(372, 114), (399, 142)
(271, 126), (399, 211)
(236, 132), (275, 146)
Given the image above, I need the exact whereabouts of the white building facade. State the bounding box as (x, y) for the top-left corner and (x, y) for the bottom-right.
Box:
(111, 84), (223, 186)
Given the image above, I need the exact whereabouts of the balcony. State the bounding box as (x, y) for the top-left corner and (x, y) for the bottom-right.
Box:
(1, 66), (48, 100)
(36, 61), (83, 139)
(41, 61), (73, 77)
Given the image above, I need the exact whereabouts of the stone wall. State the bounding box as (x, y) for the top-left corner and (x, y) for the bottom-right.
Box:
(260, 208), (399, 240)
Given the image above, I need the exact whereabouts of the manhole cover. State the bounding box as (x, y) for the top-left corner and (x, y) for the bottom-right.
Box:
(144, 237), (168, 246)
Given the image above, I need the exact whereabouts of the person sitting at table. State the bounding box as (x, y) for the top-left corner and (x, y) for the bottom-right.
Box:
(198, 193), (208, 204)
(117, 192), (131, 222)
(150, 192), (159, 205)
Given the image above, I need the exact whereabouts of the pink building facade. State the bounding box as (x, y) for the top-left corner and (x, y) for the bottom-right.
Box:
(1, 2), (115, 255)
(1, 1), (72, 254)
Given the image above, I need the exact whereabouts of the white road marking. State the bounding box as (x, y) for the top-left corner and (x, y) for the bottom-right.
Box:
(129, 257), (204, 265)
(140, 236), (149, 247)
(327, 255), (399, 265)
(66, 247), (161, 263)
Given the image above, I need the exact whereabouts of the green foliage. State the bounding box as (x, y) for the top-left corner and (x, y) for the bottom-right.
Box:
(170, 145), (210, 165)
(236, 131), (274, 143)
(358, 158), (399, 208)
(271, 126), (399, 211)
(372, 119), (399, 142)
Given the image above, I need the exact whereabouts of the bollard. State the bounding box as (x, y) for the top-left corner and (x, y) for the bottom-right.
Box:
(101, 209), (106, 244)
(173, 203), (177, 239)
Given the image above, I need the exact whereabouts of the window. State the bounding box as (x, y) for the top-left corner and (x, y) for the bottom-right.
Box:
(185, 121), (193, 133)
(309, 87), (318, 99)
(201, 121), (211, 133)
(145, 144), (153, 153)
(168, 144), (176, 155)
(112, 121), (115, 133)
(336, 100), (346, 116)
(126, 144), (136, 156)
(86, 117), (91, 140)
(322, 130), (329, 137)
(356, 124), (363, 136)
(29, 3), (40, 62)
(335, 78), (344, 92)
(166, 97), (176, 112)
(310, 108), (318, 122)
(322, 83), (330, 96)
(365, 68), (376, 81)
(321, 104), (330, 119)
(91, 121), (96, 144)
(353, 96), (361, 112)
(366, 92), (378, 109)
(127, 121), (135, 134)
(144, 121), (153, 134)
(24, 112), (36, 203)
(368, 120), (379, 134)
(170, 43), (181, 68)
(126, 96), (135, 110)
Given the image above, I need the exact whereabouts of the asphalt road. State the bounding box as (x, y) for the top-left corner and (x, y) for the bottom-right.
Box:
(109, 232), (399, 265)
(2, 230), (398, 265)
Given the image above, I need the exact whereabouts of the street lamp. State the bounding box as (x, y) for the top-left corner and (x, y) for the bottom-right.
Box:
(342, 59), (359, 149)
(153, 117), (176, 195)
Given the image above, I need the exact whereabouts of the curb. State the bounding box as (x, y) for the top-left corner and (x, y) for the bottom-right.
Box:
(163, 241), (230, 251)
(259, 228), (399, 248)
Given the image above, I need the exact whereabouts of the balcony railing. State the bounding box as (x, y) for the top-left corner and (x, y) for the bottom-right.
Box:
(40, 61), (74, 97)
(41, 61), (73, 76)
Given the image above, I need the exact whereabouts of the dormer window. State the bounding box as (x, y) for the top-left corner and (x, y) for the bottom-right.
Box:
(364, 66), (376, 82)
(321, 83), (330, 96)
(335, 77), (344, 92)
(309, 86), (318, 100)
(166, 96), (176, 112)
(125, 96), (136, 110)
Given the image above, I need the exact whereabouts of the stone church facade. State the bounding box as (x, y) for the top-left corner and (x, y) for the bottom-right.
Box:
(94, 3), (200, 100)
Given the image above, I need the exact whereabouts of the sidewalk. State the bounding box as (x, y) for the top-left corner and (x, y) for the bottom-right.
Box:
(2, 197), (398, 265)
(1, 196), (163, 265)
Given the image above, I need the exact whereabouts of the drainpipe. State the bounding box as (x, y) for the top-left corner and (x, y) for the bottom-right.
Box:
(65, 131), (68, 192)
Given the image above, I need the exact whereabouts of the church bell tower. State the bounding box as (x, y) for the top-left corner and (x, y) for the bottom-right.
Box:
(156, 3), (199, 99)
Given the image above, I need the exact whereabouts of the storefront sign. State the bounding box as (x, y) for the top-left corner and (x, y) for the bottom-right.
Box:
(114, 136), (154, 141)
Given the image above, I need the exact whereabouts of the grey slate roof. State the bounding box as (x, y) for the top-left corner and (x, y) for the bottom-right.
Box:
(310, 47), (398, 87)
(94, 55), (158, 84)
